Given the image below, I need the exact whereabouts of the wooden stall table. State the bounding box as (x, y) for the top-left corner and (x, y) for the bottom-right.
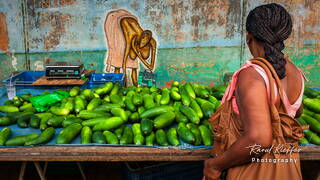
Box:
(0, 145), (319, 180)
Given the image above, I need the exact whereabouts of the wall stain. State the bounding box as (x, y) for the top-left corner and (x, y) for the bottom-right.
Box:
(130, 0), (139, 11)
(0, 12), (9, 51)
(41, 13), (71, 50)
(29, 0), (76, 9)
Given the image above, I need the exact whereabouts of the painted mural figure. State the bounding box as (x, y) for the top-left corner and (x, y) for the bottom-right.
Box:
(104, 9), (156, 86)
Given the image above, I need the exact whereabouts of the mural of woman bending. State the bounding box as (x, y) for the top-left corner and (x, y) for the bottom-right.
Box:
(104, 9), (157, 86)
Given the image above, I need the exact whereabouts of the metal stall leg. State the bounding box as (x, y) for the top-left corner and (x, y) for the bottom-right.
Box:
(19, 162), (27, 180)
(76, 162), (87, 180)
(33, 162), (46, 180)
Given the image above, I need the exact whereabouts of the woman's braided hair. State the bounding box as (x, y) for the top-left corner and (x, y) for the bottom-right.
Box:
(246, 3), (292, 79)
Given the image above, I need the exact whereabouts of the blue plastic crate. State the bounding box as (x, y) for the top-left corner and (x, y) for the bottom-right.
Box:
(122, 161), (204, 180)
(2, 71), (45, 85)
(88, 73), (125, 88)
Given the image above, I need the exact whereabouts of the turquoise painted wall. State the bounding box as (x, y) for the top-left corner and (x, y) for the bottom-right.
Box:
(0, 0), (319, 87)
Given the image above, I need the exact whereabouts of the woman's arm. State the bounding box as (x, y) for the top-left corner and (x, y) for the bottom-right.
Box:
(204, 68), (273, 179)
(131, 36), (156, 70)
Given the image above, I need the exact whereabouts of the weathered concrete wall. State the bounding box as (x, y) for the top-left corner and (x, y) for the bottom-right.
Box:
(0, 0), (319, 87)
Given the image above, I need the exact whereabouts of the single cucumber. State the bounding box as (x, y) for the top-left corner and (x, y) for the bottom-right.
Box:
(93, 117), (125, 131)
(298, 137), (309, 145)
(82, 89), (94, 101)
(207, 96), (219, 108)
(143, 94), (155, 109)
(129, 112), (140, 123)
(110, 83), (120, 96)
(201, 120), (213, 132)
(110, 94), (125, 107)
(190, 99), (203, 119)
(64, 98), (75, 112)
(185, 83), (196, 99)
(180, 105), (200, 124)
(87, 98), (102, 111)
(140, 106), (174, 119)
(20, 94), (32, 102)
(138, 106), (145, 115)
(304, 129), (320, 145)
(114, 125), (125, 139)
(173, 102), (189, 123)
(0, 128), (11, 146)
(160, 89), (170, 105)
(92, 131), (106, 144)
(50, 106), (70, 116)
(155, 94), (162, 105)
(78, 110), (110, 119)
(95, 82), (113, 95)
(0, 105), (19, 113)
(200, 101), (216, 118)
(6, 133), (39, 146)
(82, 117), (110, 127)
(19, 103), (33, 112)
(301, 114), (320, 133)
(125, 96), (136, 112)
(141, 119), (153, 136)
(303, 98), (320, 114)
(80, 126), (92, 144)
(194, 85), (209, 98)
(25, 127), (55, 146)
(198, 125), (213, 146)
(103, 95), (111, 103)
(186, 123), (202, 146)
(69, 86), (80, 97)
(17, 111), (34, 128)
(111, 108), (128, 122)
(132, 94), (143, 106)
(47, 116), (66, 128)
(170, 90), (181, 101)
(303, 108), (315, 116)
(145, 132), (155, 146)
(56, 123), (82, 144)
(172, 81), (180, 87)
(297, 117), (308, 126)
(39, 113), (54, 131)
(4, 100), (14, 105)
(132, 123), (145, 145)
(304, 88), (319, 98)
(154, 111), (176, 129)
(180, 85), (191, 106)
(120, 126), (133, 145)
(167, 128), (180, 146)
(93, 103), (121, 112)
(155, 129), (169, 146)
(177, 123), (195, 144)
(314, 114), (320, 122)
(103, 131), (119, 144)
(150, 87), (159, 93)
(74, 96), (87, 113)
(0, 116), (14, 126)
(62, 117), (82, 128)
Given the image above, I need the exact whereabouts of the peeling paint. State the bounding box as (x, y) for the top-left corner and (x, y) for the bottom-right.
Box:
(0, 12), (9, 51)
(41, 13), (71, 50)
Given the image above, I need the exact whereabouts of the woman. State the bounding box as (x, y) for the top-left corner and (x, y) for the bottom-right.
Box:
(204, 3), (306, 180)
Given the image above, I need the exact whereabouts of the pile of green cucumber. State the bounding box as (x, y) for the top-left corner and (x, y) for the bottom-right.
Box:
(297, 87), (320, 145)
(0, 81), (225, 146)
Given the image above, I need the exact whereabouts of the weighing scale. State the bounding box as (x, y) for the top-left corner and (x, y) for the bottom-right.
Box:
(45, 62), (84, 79)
